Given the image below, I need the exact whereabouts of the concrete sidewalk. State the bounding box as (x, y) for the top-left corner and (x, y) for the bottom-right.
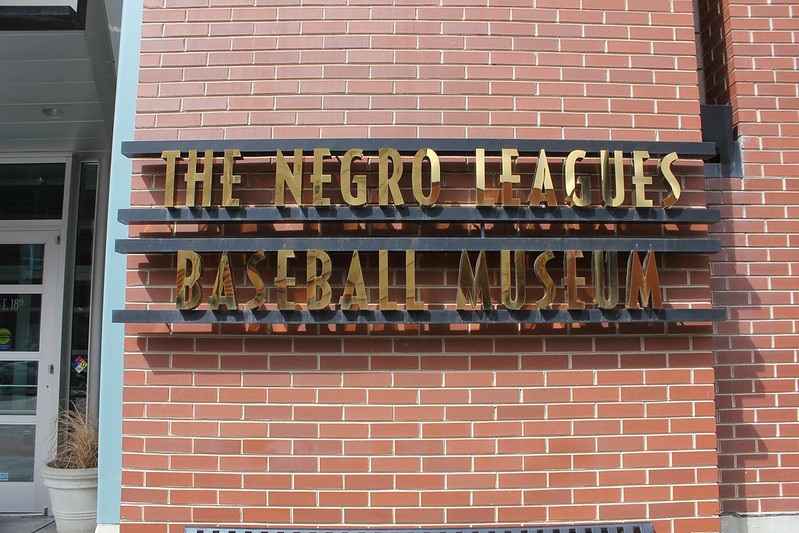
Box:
(0, 515), (56, 533)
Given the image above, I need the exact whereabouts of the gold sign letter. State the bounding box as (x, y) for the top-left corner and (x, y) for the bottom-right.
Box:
(276, 250), (296, 310)
(592, 250), (619, 309)
(185, 150), (213, 207)
(632, 150), (653, 207)
(475, 148), (494, 207)
(221, 149), (241, 207)
(341, 148), (367, 206)
(379, 148), (404, 206)
(529, 149), (558, 206)
(378, 250), (398, 310)
(659, 152), (681, 208)
(209, 251), (237, 310)
(564, 149), (590, 206)
(162, 150), (181, 208)
(339, 250), (368, 310)
(245, 251), (267, 310)
(276, 149), (303, 206)
(412, 148), (441, 206)
(533, 251), (556, 309)
(311, 148), (332, 206)
(626, 250), (663, 308)
(456, 250), (492, 310)
(176, 250), (203, 310)
(307, 250), (332, 310)
(601, 150), (625, 207)
(405, 250), (424, 311)
(500, 148), (521, 206)
(563, 250), (586, 309)
(500, 250), (526, 310)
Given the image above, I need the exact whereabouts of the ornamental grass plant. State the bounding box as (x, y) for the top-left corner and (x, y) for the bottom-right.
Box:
(50, 406), (98, 469)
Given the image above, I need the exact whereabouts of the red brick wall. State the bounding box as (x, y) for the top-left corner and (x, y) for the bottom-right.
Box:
(119, 342), (719, 533)
(122, 2), (722, 533)
(135, 0), (703, 142)
(700, 0), (799, 517)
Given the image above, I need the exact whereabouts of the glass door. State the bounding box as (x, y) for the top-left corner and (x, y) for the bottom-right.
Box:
(0, 231), (62, 512)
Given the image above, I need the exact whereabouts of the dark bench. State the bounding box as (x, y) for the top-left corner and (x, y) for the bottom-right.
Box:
(185, 524), (655, 533)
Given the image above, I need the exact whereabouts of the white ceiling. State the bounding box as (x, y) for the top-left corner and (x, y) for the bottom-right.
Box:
(0, 0), (120, 155)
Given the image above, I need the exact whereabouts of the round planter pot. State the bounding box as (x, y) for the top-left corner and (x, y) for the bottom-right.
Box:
(39, 464), (98, 533)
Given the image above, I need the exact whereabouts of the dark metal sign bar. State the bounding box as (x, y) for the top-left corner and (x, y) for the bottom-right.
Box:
(118, 206), (721, 225)
(122, 138), (717, 159)
(114, 308), (725, 325)
(115, 236), (721, 254)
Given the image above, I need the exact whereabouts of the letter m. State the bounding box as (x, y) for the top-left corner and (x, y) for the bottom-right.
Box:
(456, 250), (493, 310)
(626, 250), (663, 308)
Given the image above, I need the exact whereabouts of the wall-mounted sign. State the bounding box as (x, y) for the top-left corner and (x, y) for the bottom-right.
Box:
(114, 139), (724, 326)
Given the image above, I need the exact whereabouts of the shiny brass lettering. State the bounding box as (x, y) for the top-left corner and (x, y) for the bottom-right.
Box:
(412, 148), (441, 206)
(475, 148), (494, 207)
(456, 250), (492, 310)
(659, 151), (681, 208)
(341, 148), (367, 206)
(209, 251), (237, 310)
(626, 250), (663, 308)
(311, 148), (332, 206)
(307, 250), (332, 310)
(600, 149), (625, 207)
(563, 250), (586, 309)
(244, 251), (267, 310)
(405, 250), (425, 311)
(275, 149), (303, 206)
(220, 149), (242, 207)
(529, 149), (558, 206)
(161, 150), (180, 208)
(185, 150), (213, 207)
(156, 145), (687, 210)
(564, 149), (590, 206)
(276, 250), (296, 310)
(167, 247), (679, 315)
(378, 148), (404, 206)
(499, 148), (521, 206)
(378, 250), (397, 310)
(533, 250), (556, 309)
(632, 150), (653, 207)
(339, 250), (368, 310)
(150, 142), (699, 323)
(176, 250), (203, 310)
(500, 250), (525, 310)
(592, 250), (619, 309)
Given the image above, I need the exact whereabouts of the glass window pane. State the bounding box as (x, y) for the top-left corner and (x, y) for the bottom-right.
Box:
(0, 163), (65, 220)
(0, 294), (42, 352)
(68, 162), (98, 403)
(0, 425), (36, 482)
(0, 361), (37, 415)
(0, 244), (44, 284)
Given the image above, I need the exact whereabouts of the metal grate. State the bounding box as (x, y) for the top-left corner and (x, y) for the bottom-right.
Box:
(185, 525), (655, 533)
